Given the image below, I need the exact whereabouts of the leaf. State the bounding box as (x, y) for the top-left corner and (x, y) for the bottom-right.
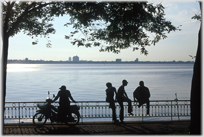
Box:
(32, 41), (38, 45)
(65, 35), (70, 39)
(85, 43), (91, 47)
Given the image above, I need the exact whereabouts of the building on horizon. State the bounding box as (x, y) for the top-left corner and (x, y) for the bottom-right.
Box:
(24, 58), (30, 63)
(135, 58), (139, 62)
(116, 59), (122, 62)
(69, 57), (71, 62)
(73, 55), (79, 62)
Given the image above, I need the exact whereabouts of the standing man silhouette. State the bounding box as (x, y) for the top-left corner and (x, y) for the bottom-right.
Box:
(117, 80), (133, 123)
(105, 82), (118, 123)
(52, 85), (76, 122)
(133, 81), (150, 115)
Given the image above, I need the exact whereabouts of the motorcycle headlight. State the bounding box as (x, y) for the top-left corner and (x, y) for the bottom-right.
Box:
(46, 97), (52, 103)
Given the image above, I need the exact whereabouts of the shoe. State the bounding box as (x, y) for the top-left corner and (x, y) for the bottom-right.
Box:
(113, 120), (119, 124)
(129, 112), (134, 116)
(120, 121), (125, 124)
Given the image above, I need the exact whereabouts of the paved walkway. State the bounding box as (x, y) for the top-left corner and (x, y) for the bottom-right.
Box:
(3, 120), (190, 135)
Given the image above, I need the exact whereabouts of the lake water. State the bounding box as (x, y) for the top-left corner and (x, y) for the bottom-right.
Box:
(6, 63), (194, 102)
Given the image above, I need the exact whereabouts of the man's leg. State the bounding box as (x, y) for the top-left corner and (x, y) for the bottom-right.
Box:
(123, 97), (132, 113)
(128, 98), (132, 113)
(146, 100), (150, 115)
(66, 103), (74, 121)
(58, 106), (66, 122)
(118, 101), (124, 122)
(110, 101), (116, 121)
(62, 107), (68, 121)
(67, 109), (73, 121)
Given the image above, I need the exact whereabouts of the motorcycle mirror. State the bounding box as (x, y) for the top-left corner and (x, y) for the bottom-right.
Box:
(48, 91), (50, 95)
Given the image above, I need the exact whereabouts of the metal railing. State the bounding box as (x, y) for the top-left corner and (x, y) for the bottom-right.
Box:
(4, 100), (190, 123)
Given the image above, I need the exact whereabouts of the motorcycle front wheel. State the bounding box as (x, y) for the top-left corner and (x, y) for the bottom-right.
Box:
(66, 112), (80, 126)
(33, 112), (47, 125)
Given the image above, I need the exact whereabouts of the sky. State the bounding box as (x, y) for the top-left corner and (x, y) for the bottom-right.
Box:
(7, 0), (201, 62)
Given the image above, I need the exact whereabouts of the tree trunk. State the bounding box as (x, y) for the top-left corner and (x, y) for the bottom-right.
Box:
(189, 12), (202, 134)
(2, 33), (9, 126)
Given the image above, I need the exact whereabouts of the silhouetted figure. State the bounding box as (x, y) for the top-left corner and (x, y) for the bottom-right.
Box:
(117, 80), (133, 123)
(46, 97), (58, 122)
(105, 82), (118, 123)
(52, 85), (76, 122)
(133, 81), (150, 115)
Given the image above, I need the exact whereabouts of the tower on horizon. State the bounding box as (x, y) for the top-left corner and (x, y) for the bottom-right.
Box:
(135, 58), (139, 62)
(116, 59), (122, 62)
(73, 55), (79, 62)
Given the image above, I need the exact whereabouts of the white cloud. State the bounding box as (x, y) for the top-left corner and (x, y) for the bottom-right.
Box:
(163, 3), (178, 11)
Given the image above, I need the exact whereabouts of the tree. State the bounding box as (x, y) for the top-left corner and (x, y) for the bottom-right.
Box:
(189, 2), (202, 134)
(2, 1), (67, 124)
(3, 1), (179, 126)
(64, 3), (201, 134)
(68, 2), (201, 134)
(64, 2), (180, 55)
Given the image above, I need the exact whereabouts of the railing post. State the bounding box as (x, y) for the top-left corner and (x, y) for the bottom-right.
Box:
(171, 101), (172, 121)
(80, 102), (83, 123)
(176, 101), (180, 121)
(142, 106), (143, 122)
(18, 102), (20, 124)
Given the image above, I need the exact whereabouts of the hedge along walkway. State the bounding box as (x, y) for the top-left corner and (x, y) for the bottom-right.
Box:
(3, 120), (190, 135)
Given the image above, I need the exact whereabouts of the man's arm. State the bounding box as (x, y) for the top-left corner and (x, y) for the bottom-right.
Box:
(147, 88), (150, 98)
(69, 95), (76, 103)
(113, 87), (117, 101)
(133, 90), (136, 102)
(68, 91), (76, 103)
(52, 93), (60, 102)
(134, 87), (140, 101)
(124, 91), (128, 98)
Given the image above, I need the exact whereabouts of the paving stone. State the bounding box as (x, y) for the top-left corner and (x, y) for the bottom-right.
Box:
(3, 120), (190, 135)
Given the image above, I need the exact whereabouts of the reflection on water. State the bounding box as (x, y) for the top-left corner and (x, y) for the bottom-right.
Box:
(7, 64), (41, 72)
(6, 63), (193, 102)
(5, 63), (193, 123)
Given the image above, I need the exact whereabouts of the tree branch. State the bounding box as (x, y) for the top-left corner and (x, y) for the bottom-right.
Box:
(3, 1), (15, 35)
(7, 2), (56, 37)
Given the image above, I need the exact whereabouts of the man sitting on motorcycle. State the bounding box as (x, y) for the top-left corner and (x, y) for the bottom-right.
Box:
(52, 85), (76, 122)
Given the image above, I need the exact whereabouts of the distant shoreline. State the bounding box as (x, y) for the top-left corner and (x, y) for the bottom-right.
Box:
(7, 60), (194, 64)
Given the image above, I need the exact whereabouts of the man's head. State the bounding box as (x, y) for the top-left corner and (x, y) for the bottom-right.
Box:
(106, 82), (112, 88)
(122, 79), (128, 86)
(59, 85), (66, 90)
(139, 81), (144, 86)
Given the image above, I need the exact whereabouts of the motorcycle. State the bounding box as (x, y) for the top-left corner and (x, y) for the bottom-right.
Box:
(33, 91), (80, 126)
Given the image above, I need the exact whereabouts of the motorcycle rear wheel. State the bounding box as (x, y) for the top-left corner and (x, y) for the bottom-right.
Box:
(66, 112), (80, 126)
(33, 112), (47, 125)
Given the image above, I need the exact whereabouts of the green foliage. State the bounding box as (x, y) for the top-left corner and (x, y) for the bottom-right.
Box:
(3, 1), (59, 46)
(192, 14), (201, 22)
(64, 2), (180, 55)
(3, 1), (179, 55)
(189, 55), (196, 59)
